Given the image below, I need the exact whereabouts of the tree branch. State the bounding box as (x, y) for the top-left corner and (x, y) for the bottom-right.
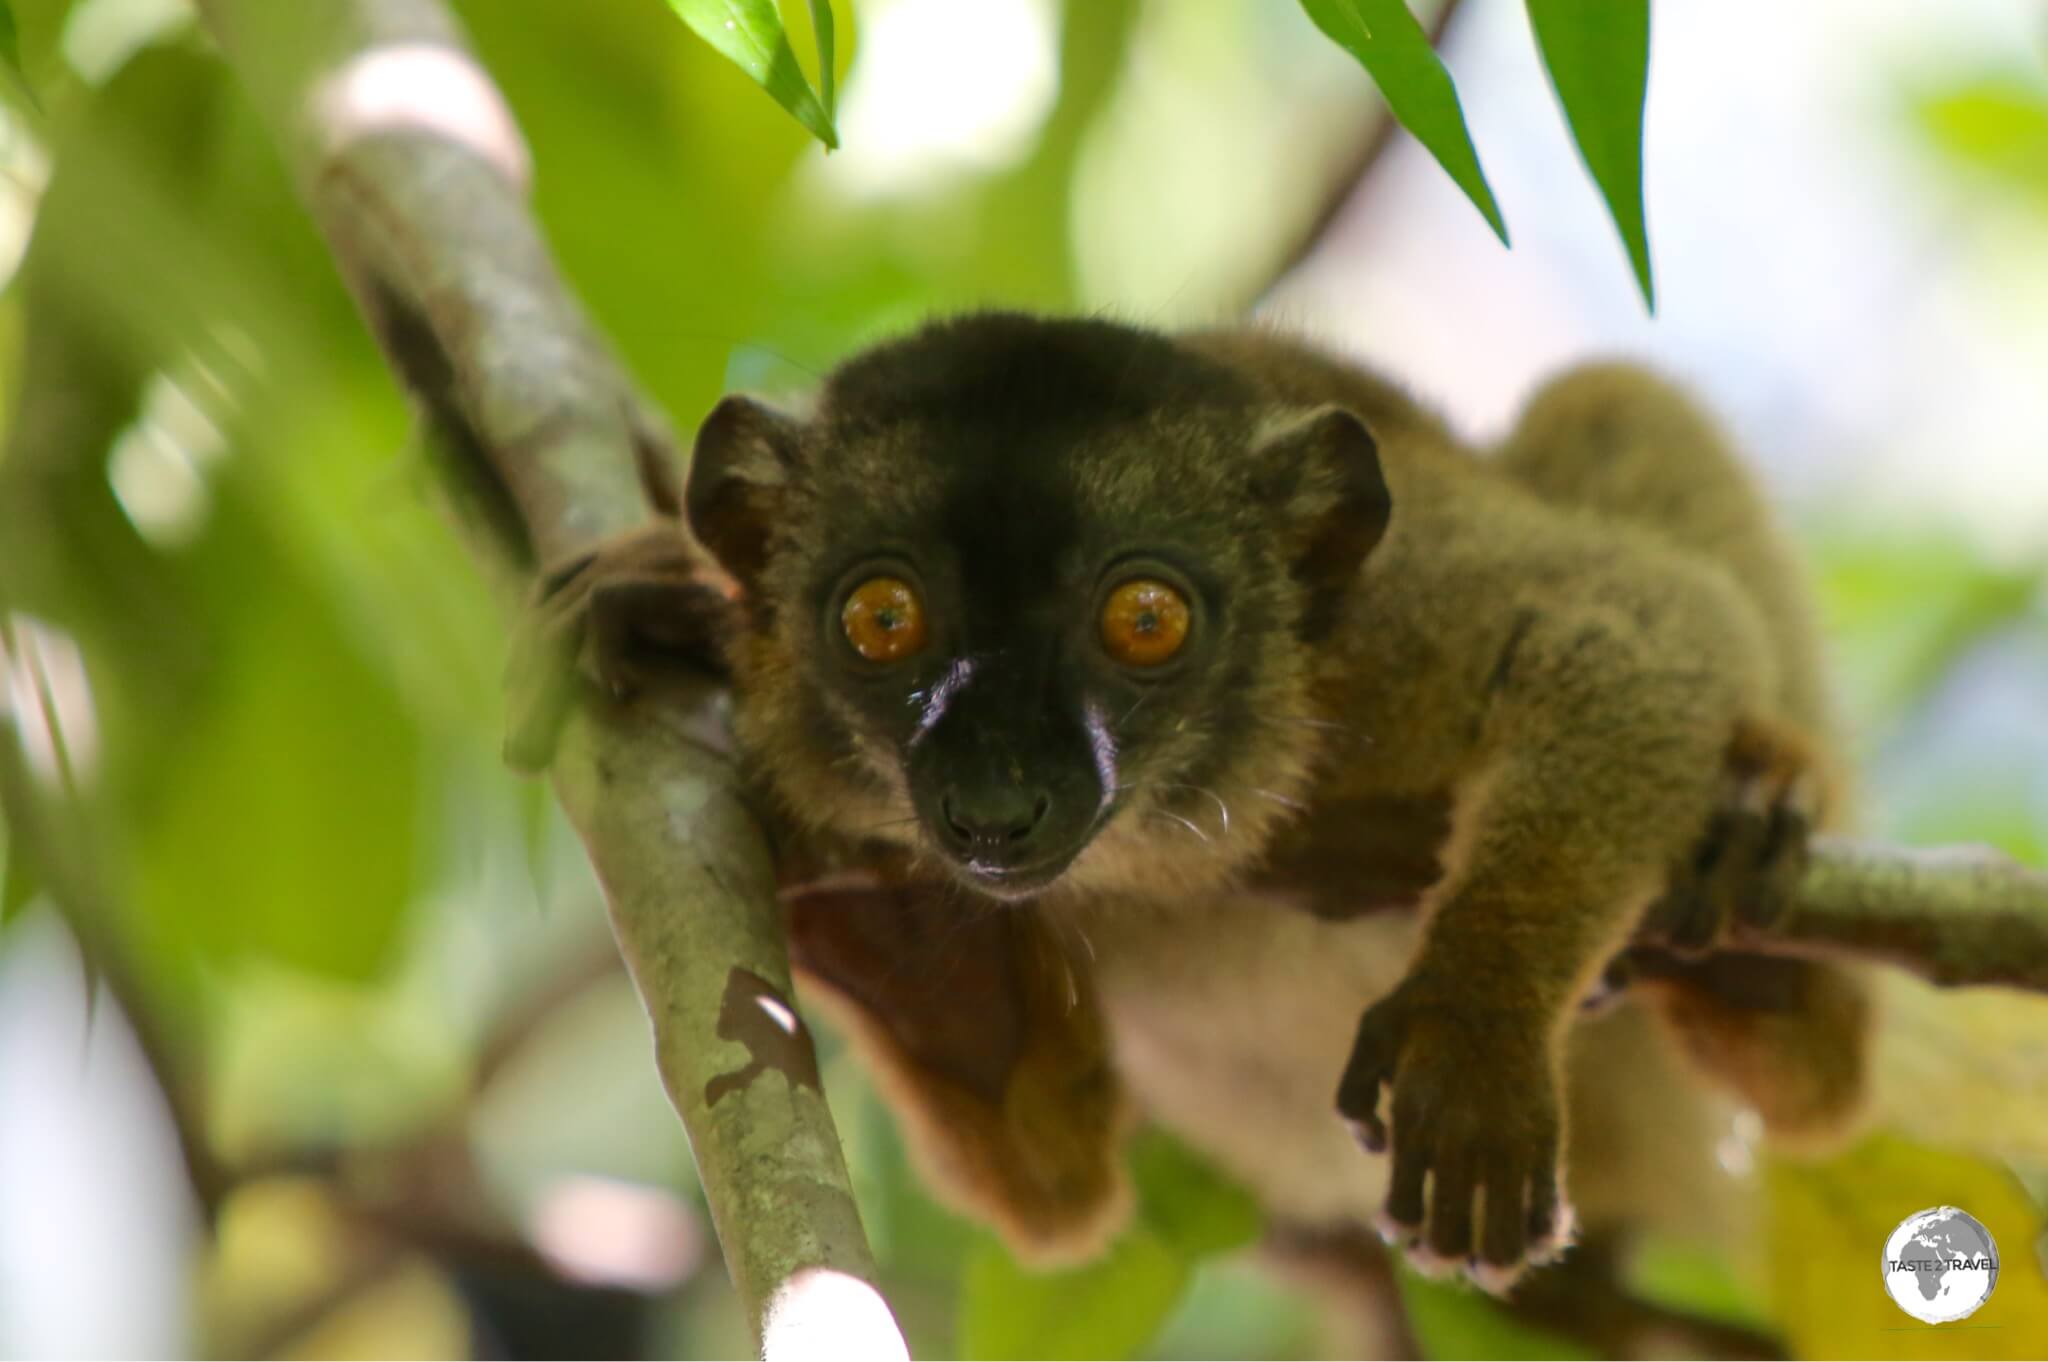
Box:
(190, 2), (904, 1356)
(1754, 838), (2048, 991)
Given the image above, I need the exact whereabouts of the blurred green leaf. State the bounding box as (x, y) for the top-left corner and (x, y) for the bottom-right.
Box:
(953, 1132), (1262, 1359)
(1397, 1267), (1591, 1360)
(1297, 0), (1508, 245)
(130, 480), (423, 983)
(1814, 530), (2041, 727)
(1526, 0), (1653, 308)
(1147, 1257), (1324, 1361)
(663, 0), (838, 149)
(1625, 1234), (1772, 1334)
(0, 1), (30, 107)
(1, 813), (37, 927)
(1128, 1127), (1263, 1259)
(1914, 74), (2048, 212)
(958, 1227), (1189, 1361)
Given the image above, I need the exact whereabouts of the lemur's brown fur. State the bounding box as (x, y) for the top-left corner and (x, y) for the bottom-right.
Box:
(539, 315), (1870, 1290)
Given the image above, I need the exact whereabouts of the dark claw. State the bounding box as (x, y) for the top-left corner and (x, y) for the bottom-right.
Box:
(1346, 1114), (1388, 1154)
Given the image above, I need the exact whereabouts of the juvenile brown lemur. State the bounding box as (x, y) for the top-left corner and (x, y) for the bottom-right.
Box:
(532, 312), (1870, 1291)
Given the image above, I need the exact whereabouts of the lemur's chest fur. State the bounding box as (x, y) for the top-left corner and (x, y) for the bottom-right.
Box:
(1056, 879), (1745, 1244)
(1056, 889), (1424, 1226)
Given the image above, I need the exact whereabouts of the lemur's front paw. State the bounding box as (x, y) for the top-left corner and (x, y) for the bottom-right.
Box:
(1335, 983), (1574, 1292)
(1648, 714), (1824, 955)
(502, 522), (737, 772)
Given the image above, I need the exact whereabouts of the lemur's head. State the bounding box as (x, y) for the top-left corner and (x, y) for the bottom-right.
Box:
(685, 314), (1391, 901)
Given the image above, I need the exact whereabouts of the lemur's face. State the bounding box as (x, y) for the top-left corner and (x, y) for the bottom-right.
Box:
(685, 315), (1389, 901)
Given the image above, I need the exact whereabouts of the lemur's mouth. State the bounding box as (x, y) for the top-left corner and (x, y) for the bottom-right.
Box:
(955, 849), (1082, 902)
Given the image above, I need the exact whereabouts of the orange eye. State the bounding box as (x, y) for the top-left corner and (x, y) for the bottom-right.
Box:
(1100, 578), (1191, 667)
(842, 576), (928, 663)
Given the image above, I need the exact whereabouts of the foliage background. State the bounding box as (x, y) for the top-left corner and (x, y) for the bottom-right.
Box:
(0, 0), (2045, 1357)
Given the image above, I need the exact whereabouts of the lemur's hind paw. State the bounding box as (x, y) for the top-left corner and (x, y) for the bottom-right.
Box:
(1646, 715), (1823, 954)
(502, 523), (737, 772)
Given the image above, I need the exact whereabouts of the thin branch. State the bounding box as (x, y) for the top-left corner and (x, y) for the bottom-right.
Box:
(190, 2), (903, 1355)
(1751, 838), (2048, 991)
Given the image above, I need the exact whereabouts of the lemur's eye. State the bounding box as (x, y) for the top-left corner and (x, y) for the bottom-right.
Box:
(1101, 578), (1191, 667)
(842, 576), (927, 663)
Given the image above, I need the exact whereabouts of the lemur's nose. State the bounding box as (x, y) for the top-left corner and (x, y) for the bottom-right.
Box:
(939, 786), (1053, 854)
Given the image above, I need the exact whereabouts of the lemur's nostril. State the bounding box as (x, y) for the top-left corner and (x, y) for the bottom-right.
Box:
(940, 786), (1053, 850)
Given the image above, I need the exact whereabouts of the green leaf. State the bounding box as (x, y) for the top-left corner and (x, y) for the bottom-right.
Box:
(1625, 1234), (1772, 1333)
(951, 1133), (1260, 1360)
(1525, 0), (1654, 308)
(1297, 0), (1508, 245)
(0, 4), (20, 76)
(130, 481), (423, 983)
(1913, 74), (2048, 213)
(1128, 1128), (1262, 1258)
(957, 1227), (1190, 1361)
(0, 1), (34, 111)
(1, 817), (38, 927)
(664, 0), (838, 149)
(807, 0), (834, 123)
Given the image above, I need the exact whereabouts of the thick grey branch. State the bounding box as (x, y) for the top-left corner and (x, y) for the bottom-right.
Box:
(192, 1), (903, 1355)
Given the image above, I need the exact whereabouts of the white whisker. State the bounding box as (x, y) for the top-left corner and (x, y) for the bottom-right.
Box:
(1151, 810), (1210, 844)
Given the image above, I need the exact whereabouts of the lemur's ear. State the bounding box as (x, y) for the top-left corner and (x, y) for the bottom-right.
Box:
(684, 395), (805, 587)
(1248, 405), (1391, 638)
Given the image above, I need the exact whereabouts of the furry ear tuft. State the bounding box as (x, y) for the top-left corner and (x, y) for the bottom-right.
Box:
(1249, 405), (1391, 637)
(684, 395), (804, 586)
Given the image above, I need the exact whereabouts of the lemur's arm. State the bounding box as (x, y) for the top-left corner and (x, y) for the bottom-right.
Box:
(1337, 591), (1766, 1283)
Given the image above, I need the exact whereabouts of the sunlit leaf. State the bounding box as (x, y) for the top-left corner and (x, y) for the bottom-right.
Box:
(1525, 0), (1653, 308)
(1297, 0), (1508, 245)
(957, 1227), (1189, 1361)
(663, 0), (838, 149)
(1873, 975), (2048, 1166)
(1767, 1133), (2048, 1358)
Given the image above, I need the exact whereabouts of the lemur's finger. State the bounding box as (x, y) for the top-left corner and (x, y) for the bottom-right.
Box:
(1425, 1144), (1477, 1259)
(1382, 1121), (1430, 1234)
(1336, 1011), (1397, 1151)
(1525, 1163), (1561, 1245)
(1478, 1161), (1530, 1271)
